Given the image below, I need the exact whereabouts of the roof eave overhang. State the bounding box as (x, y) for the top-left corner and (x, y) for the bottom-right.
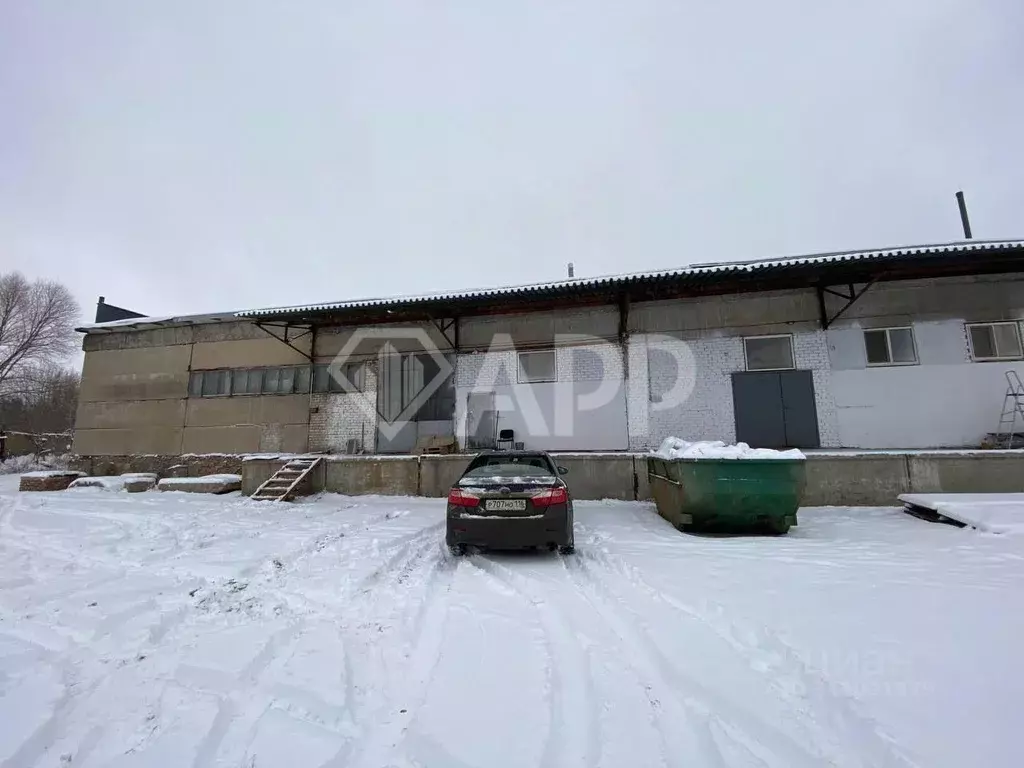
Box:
(236, 246), (1024, 327)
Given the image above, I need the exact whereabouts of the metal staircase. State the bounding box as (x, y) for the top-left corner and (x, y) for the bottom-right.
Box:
(251, 456), (322, 501)
(996, 371), (1024, 448)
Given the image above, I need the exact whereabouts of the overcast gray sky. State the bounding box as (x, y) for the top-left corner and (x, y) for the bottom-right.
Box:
(1, 1), (1021, 324)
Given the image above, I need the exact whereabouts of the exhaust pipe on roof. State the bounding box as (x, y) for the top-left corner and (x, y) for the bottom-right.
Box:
(956, 190), (973, 239)
(567, 262), (575, 278)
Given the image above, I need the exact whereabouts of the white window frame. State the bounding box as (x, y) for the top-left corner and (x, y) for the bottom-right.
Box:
(967, 322), (1024, 362)
(864, 326), (918, 367)
(743, 334), (795, 372)
(517, 349), (557, 383)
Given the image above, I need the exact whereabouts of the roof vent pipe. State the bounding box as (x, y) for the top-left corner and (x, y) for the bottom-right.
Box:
(567, 262), (575, 278)
(956, 190), (973, 239)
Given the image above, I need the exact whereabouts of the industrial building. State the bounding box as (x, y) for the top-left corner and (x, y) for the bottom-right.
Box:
(74, 240), (1024, 458)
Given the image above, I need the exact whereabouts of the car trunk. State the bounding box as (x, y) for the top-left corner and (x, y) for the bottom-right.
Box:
(457, 478), (561, 517)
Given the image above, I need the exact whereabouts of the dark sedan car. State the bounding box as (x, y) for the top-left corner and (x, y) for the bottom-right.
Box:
(446, 451), (574, 555)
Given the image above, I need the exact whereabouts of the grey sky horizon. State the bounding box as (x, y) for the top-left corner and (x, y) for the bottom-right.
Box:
(2, 1), (1022, 326)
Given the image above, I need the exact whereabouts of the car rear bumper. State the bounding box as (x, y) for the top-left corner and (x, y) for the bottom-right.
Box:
(446, 508), (571, 549)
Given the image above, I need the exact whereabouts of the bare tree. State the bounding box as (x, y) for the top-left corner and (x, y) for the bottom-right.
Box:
(0, 272), (80, 397)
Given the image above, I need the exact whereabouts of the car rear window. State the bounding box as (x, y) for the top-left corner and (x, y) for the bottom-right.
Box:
(463, 456), (555, 479)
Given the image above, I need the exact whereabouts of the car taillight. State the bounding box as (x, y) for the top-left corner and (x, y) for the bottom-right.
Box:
(531, 487), (568, 507)
(448, 488), (480, 507)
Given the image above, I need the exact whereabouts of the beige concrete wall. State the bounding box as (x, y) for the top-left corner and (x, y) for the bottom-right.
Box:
(76, 399), (187, 430)
(73, 427), (184, 456)
(184, 395), (309, 428)
(77, 319), (317, 455)
(182, 395), (310, 453)
(191, 337), (311, 369)
(79, 346), (192, 402)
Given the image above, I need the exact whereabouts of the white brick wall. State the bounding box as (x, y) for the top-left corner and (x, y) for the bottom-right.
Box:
(793, 331), (840, 447)
(456, 350), (515, 388)
(308, 363), (378, 453)
(451, 332), (842, 452)
(627, 330), (841, 450)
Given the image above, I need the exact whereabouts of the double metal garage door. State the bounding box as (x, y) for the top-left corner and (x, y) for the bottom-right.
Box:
(731, 370), (821, 449)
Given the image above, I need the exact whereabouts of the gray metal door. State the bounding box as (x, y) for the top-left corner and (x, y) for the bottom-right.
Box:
(732, 371), (820, 449)
(779, 370), (820, 448)
(732, 372), (787, 448)
(466, 392), (496, 449)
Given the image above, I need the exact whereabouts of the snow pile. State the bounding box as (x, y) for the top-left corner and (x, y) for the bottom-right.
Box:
(653, 437), (805, 460)
(1, 453), (72, 475)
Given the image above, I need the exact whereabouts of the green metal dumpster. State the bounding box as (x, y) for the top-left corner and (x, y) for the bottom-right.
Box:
(647, 456), (806, 534)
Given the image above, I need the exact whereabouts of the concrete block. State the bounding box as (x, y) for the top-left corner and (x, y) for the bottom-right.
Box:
(633, 455), (652, 501)
(801, 455), (911, 506)
(907, 454), (1024, 494)
(240, 459), (288, 496)
(552, 454), (636, 500)
(20, 471), (86, 492)
(420, 455), (472, 497)
(324, 457), (419, 496)
(158, 474), (242, 494)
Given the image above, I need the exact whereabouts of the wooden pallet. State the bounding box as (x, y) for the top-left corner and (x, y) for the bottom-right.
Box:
(251, 457), (322, 501)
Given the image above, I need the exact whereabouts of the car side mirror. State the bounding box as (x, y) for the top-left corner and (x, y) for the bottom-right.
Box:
(557, 466), (568, 475)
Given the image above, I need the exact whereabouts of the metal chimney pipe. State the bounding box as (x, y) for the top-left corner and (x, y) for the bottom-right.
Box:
(956, 191), (973, 239)
(567, 262), (575, 278)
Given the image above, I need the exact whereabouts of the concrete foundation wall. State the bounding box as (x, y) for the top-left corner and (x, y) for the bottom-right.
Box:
(160, 449), (1024, 505)
(419, 455), (472, 497)
(552, 455), (637, 501)
(324, 457), (420, 496)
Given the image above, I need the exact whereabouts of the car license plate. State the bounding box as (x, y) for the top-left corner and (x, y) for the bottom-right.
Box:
(486, 499), (527, 511)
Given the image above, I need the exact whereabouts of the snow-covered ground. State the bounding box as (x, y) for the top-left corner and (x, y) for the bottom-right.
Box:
(1, 476), (1022, 768)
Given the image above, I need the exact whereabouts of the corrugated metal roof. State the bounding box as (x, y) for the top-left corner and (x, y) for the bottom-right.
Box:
(77, 238), (1024, 333)
(236, 239), (1024, 318)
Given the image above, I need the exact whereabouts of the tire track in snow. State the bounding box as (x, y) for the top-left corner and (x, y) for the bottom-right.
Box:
(323, 538), (457, 768)
(466, 555), (601, 768)
(189, 621), (307, 768)
(573, 538), (917, 768)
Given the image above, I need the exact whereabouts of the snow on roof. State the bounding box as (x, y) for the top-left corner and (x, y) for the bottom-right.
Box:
(75, 239), (1024, 332)
(236, 239), (1024, 318)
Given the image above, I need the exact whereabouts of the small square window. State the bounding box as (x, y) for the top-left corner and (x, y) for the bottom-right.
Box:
(231, 369), (248, 395)
(279, 367), (296, 394)
(743, 336), (794, 371)
(245, 369), (263, 394)
(341, 362), (365, 392)
(968, 323), (1023, 361)
(518, 350), (556, 383)
(201, 370), (229, 396)
(865, 327), (917, 366)
(313, 364), (331, 393)
(188, 371), (203, 397)
(294, 365), (311, 394)
(262, 367), (281, 394)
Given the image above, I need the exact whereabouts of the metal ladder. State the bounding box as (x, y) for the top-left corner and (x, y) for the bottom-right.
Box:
(251, 456), (322, 501)
(996, 371), (1024, 448)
